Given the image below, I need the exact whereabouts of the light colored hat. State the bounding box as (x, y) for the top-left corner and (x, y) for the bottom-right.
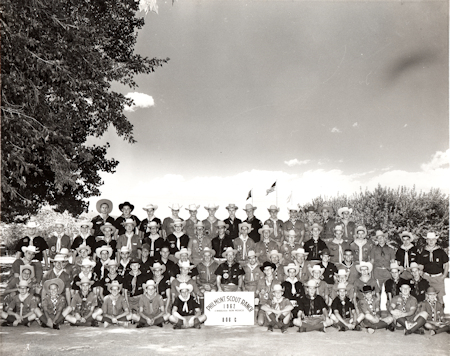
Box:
(400, 231), (414, 240)
(77, 220), (93, 229)
(169, 203), (182, 210)
(216, 221), (229, 229)
(375, 230), (386, 237)
(320, 205), (334, 213)
(142, 280), (157, 290)
(309, 223), (323, 232)
(17, 280), (29, 288)
(267, 205), (280, 212)
(174, 248), (191, 260)
(247, 250), (259, 258)
(389, 262), (404, 272)
(123, 218), (136, 227)
(178, 261), (195, 270)
(96, 199), (113, 214)
(100, 222), (116, 234)
(79, 259), (96, 268)
(59, 248), (70, 256)
(106, 280), (123, 292)
(222, 247), (237, 258)
(119, 246), (131, 254)
(170, 219), (186, 228)
(287, 230), (296, 237)
(194, 221), (205, 229)
(143, 204), (158, 211)
(335, 269), (349, 277)
(106, 259), (119, 268)
(291, 248), (308, 256)
(54, 219), (66, 227)
(147, 221), (159, 229)
(336, 283), (347, 291)
(25, 220), (40, 228)
(424, 232), (439, 240)
(238, 222), (253, 232)
(355, 226), (367, 235)
(200, 247), (216, 257)
(76, 244), (92, 255)
(337, 207), (353, 218)
(204, 203), (219, 210)
(244, 204), (257, 211)
(284, 263), (300, 276)
(334, 225), (344, 232)
(305, 280), (319, 288)
(21, 245), (39, 254)
(356, 261), (373, 274)
(258, 225), (273, 235)
(287, 205), (300, 212)
(76, 276), (94, 286)
(268, 250), (282, 260)
(50, 254), (67, 262)
(176, 282), (194, 293)
(426, 287), (438, 295)
(310, 264), (325, 275)
(186, 204), (200, 211)
(96, 245), (113, 258)
(272, 284), (284, 292)
(43, 278), (65, 295)
(150, 262), (166, 273)
(407, 262), (424, 272)
(225, 204), (239, 211)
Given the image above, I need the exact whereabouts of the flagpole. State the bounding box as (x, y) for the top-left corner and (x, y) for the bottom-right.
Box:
(275, 182), (278, 207)
(251, 189), (253, 206)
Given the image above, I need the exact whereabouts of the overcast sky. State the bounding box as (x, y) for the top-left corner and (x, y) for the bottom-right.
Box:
(87, 0), (448, 221)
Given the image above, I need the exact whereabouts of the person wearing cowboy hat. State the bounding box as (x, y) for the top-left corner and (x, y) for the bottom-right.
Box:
(94, 222), (118, 260)
(72, 243), (93, 276)
(369, 230), (396, 291)
(260, 284), (294, 333)
(395, 231), (418, 279)
(203, 203), (220, 238)
(11, 245), (44, 288)
(281, 230), (302, 265)
(188, 221), (213, 266)
(336, 207), (356, 241)
(173, 248), (199, 278)
(307, 265), (330, 304)
(318, 249), (338, 298)
(327, 225), (351, 265)
(166, 219), (189, 257)
(116, 218), (142, 260)
(303, 223), (328, 262)
(97, 280), (132, 327)
(282, 206), (305, 245)
(139, 204), (162, 240)
(319, 205), (337, 243)
(71, 220), (96, 262)
(95, 259), (125, 302)
(91, 198), (115, 238)
(161, 204), (184, 239)
(215, 247), (245, 292)
(113, 201), (141, 238)
(184, 204), (200, 239)
(3, 266), (39, 313)
(336, 249), (359, 285)
(356, 285), (395, 333)
(281, 263), (306, 320)
(117, 246), (132, 277)
(171, 261), (202, 301)
(37, 278), (69, 329)
(330, 282), (361, 332)
(123, 258), (148, 313)
(406, 262), (430, 303)
(142, 222), (165, 260)
(139, 243), (156, 275)
(290, 248), (310, 283)
(243, 203), (263, 243)
(387, 283), (418, 332)
(264, 205), (284, 245)
(330, 269), (354, 301)
(224, 203), (242, 240)
(242, 250), (263, 292)
(47, 219), (71, 262)
(135, 280), (169, 328)
(94, 245), (114, 281)
(65, 276), (101, 326)
(169, 282), (206, 329)
(196, 247), (219, 294)
(255, 261), (281, 325)
(72, 258), (97, 292)
(353, 262), (380, 304)
(15, 220), (49, 271)
(234, 222), (257, 265)
(150, 262), (172, 312)
(42, 253), (72, 304)
(384, 262), (409, 303)
(2, 280), (39, 327)
(211, 220), (234, 262)
(349, 225), (374, 264)
(303, 206), (318, 242)
(408, 287), (450, 336)
(268, 249), (284, 282)
(254, 225), (279, 265)
(416, 232), (449, 304)
(294, 279), (332, 333)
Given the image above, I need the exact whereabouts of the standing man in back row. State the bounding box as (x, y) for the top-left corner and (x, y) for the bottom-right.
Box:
(243, 204), (263, 243)
(224, 204), (241, 240)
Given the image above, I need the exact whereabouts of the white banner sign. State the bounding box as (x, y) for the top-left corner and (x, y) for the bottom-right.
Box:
(204, 292), (255, 326)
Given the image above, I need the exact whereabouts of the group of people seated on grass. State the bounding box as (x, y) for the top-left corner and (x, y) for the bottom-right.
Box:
(1, 200), (448, 335)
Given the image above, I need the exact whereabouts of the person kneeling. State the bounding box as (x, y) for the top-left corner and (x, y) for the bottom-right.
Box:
(64, 277), (102, 326)
(96, 281), (132, 327)
(37, 278), (69, 329)
(135, 280), (170, 328)
(169, 283), (206, 329)
(260, 284), (293, 333)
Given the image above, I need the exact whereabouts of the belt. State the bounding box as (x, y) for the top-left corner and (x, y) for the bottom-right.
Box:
(425, 273), (442, 277)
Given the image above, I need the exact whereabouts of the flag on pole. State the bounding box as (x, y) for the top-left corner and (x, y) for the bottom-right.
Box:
(266, 181), (276, 196)
(286, 191), (292, 203)
(246, 190), (252, 201)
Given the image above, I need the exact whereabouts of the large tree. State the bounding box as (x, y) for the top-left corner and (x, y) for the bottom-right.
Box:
(1, 0), (168, 222)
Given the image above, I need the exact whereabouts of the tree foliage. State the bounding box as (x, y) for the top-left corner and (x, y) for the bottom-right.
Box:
(1, 0), (168, 222)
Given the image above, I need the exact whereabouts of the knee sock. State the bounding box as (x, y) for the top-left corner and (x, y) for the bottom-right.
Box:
(407, 316), (426, 334)
(153, 316), (164, 326)
(371, 321), (388, 329)
(434, 325), (450, 334)
(396, 317), (407, 328)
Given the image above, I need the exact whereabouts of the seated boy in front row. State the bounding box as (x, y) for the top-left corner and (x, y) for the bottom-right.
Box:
(135, 280), (170, 328)
(64, 277), (102, 326)
(96, 280), (132, 327)
(260, 284), (293, 333)
(1, 280), (39, 327)
(169, 282), (206, 329)
(36, 278), (69, 329)
(330, 282), (361, 331)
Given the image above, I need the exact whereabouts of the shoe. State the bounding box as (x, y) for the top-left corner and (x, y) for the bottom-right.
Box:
(40, 323), (49, 329)
(267, 325), (274, 332)
(405, 321), (413, 330)
(91, 321), (99, 327)
(413, 328), (424, 335)
(156, 323), (164, 328)
(354, 325), (362, 331)
(23, 322), (30, 327)
(53, 323), (60, 330)
(194, 323), (201, 330)
(367, 328), (375, 334)
(297, 327), (305, 333)
(430, 330), (436, 336)
(319, 327), (326, 333)
(1, 322), (10, 327)
(281, 324), (289, 334)
(103, 322), (109, 328)
(173, 324), (182, 330)
(136, 323), (145, 329)
(388, 324), (396, 332)
(122, 322), (129, 328)
(338, 326), (346, 332)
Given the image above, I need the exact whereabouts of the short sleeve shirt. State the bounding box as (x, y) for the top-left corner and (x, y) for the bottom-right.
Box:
(418, 300), (445, 322)
(390, 295), (418, 313)
(358, 298), (380, 317)
(215, 262), (244, 284)
(331, 296), (355, 318)
(70, 291), (98, 317)
(102, 295), (128, 316)
(42, 295), (67, 316)
(15, 236), (48, 261)
(139, 293), (164, 318)
(300, 295), (327, 316)
(173, 296), (200, 316)
(8, 294), (37, 315)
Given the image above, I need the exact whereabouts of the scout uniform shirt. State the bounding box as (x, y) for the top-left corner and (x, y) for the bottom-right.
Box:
(331, 296), (355, 319)
(418, 299), (445, 323)
(91, 215), (115, 237)
(139, 293), (164, 318)
(408, 277), (429, 303)
(15, 235), (48, 262)
(197, 261), (219, 287)
(114, 215), (141, 236)
(71, 291), (98, 317)
(390, 294), (418, 321)
(42, 294), (67, 318)
(242, 262), (264, 290)
(173, 295), (200, 317)
(8, 293), (37, 316)
(215, 262), (245, 285)
(224, 217), (242, 240)
(102, 294), (128, 317)
(263, 218), (284, 245)
(244, 216), (263, 243)
(300, 294), (327, 317)
(47, 233), (71, 259)
(304, 238), (328, 261)
(255, 278), (281, 305)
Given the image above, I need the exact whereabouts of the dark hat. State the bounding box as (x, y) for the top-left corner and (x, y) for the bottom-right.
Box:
(360, 285), (375, 293)
(305, 206), (316, 213)
(260, 261), (277, 272)
(141, 243), (151, 251)
(321, 248), (333, 257)
(129, 258), (141, 265)
(119, 201), (135, 212)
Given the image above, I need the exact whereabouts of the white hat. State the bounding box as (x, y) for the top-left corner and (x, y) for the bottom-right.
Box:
(284, 263), (300, 276)
(291, 248), (308, 256)
(267, 205), (280, 212)
(200, 247), (216, 257)
(287, 205), (300, 212)
(150, 262), (166, 273)
(119, 246), (131, 254)
(355, 226), (367, 235)
(287, 230), (296, 237)
(79, 259), (96, 268)
(77, 220), (93, 229)
(100, 222), (116, 234)
(96, 199), (113, 214)
(238, 222), (253, 232)
(95, 245), (113, 258)
(389, 262), (404, 272)
(247, 250), (259, 258)
(174, 248), (191, 260)
(222, 247), (237, 258)
(54, 219), (65, 227)
(336, 283), (348, 291)
(310, 264), (325, 275)
(76, 244), (92, 255)
(225, 204), (239, 211)
(204, 203), (219, 210)
(76, 276), (94, 286)
(170, 219), (186, 228)
(142, 280), (157, 290)
(106, 280), (123, 292)
(50, 254), (67, 262)
(335, 269), (349, 277)
(147, 221), (159, 229)
(272, 284), (284, 292)
(25, 221), (40, 228)
(424, 232), (439, 240)
(268, 250), (282, 260)
(178, 261), (195, 270)
(123, 218), (136, 227)
(305, 280), (319, 288)
(186, 204), (200, 211)
(21, 245), (39, 254)
(194, 221), (206, 229)
(244, 204), (257, 211)
(169, 204), (182, 210)
(337, 207), (353, 217)
(143, 204), (158, 211)
(258, 225), (273, 235)
(356, 261), (373, 274)
(176, 282), (193, 293)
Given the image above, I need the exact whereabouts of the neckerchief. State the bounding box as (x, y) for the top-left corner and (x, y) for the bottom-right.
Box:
(339, 296), (347, 316)
(18, 293), (30, 317)
(332, 238), (344, 263)
(364, 297), (376, 316)
(51, 296), (59, 314)
(425, 245), (439, 262)
(286, 277), (298, 295)
(240, 236), (248, 258)
(130, 271), (141, 295)
(270, 219), (278, 237)
(400, 294), (409, 312)
(178, 295), (190, 313)
(353, 239), (367, 263)
(125, 233), (134, 251)
(247, 263), (258, 281)
(271, 296), (284, 310)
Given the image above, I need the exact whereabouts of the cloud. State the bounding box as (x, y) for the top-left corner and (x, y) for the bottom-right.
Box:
(421, 149), (449, 171)
(404, 124), (408, 128)
(331, 127), (341, 133)
(284, 159), (311, 167)
(352, 122), (358, 127)
(124, 92), (155, 112)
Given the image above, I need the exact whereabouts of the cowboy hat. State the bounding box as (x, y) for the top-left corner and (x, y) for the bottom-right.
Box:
(95, 246), (113, 258)
(291, 248), (308, 256)
(123, 218), (136, 227)
(216, 221), (229, 229)
(356, 261), (373, 274)
(305, 206), (316, 213)
(309, 264), (325, 276)
(178, 261), (195, 270)
(59, 248), (70, 256)
(150, 262), (167, 274)
(389, 262), (404, 273)
(334, 269), (349, 277)
(54, 219), (66, 227)
(267, 205), (280, 212)
(272, 284), (284, 292)
(260, 261), (277, 272)
(424, 232), (439, 240)
(100, 222), (117, 234)
(194, 221), (206, 229)
(426, 287), (438, 295)
(258, 225), (273, 235)
(119, 246), (131, 254)
(76, 276), (95, 286)
(375, 230), (386, 238)
(319, 205), (334, 213)
(170, 219), (186, 228)
(147, 221), (159, 229)
(268, 250), (282, 260)
(400, 231), (415, 240)
(320, 248), (333, 257)
(244, 204), (257, 211)
(119, 201), (134, 212)
(334, 225), (344, 232)
(96, 199), (113, 214)
(20, 265), (35, 279)
(309, 223), (323, 232)
(142, 280), (157, 290)
(185, 204), (200, 211)
(407, 262), (424, 272)
(204, 203), (219, 210)
(174, 248), (191, 260)
(225, 204), (239, 210)
(337, 207), (353, 218)
(50, 254), (67, 262)
(106, 280), (123, 292)
(360, 285), (375, 293)
(76, 244), (92, 255)
(21, 245), (39, 254)
(17, 280), (29, 288)
(176, 282), (194, 293)
(284, 263), (300, 276)
(78, 259), (96, 268)
(142, 204), (158, 211)
(77, 220), (93, 229)
(336, 283), (348, 291)
(129, 258), (141, 265)
(238, 222), (253, 232)
(287, 205), (300, 212)
(305, 280), (319, 288)
(287, 230), (297, 238)
(355, 226), (367, 235)
(247, 250), (259, 258)
(106, 259), (119, 268)
(222, 247), (237, 258)
(200, 247), (216, 257)
(44, 278), (65, 295)
(168, 203), (182, 210)
(25, 220), (40, 228)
